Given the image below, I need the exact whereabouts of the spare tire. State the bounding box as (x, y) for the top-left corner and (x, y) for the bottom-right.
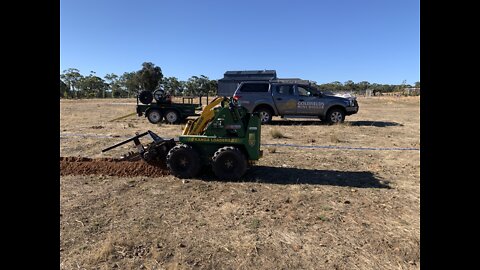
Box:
(138, 90), (153, 104)
(153, 89), (165, 102)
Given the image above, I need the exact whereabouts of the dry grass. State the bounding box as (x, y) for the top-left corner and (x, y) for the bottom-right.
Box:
(92, 235), (117, 263)
(270, 129), (286, 139)
(249, 219), (261, 230)
(330, 133), (341, 143)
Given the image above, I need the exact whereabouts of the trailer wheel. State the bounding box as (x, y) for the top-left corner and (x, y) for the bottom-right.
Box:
(164, 110), (180, 124)
(146, 109), (163, 124)
(212, 146), (247, 180)
(166, 144), (201, 178)
(139, 90), (153, 104)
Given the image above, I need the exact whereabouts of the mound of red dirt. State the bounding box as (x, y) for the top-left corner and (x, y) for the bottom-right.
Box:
(60, 157), (169, 177)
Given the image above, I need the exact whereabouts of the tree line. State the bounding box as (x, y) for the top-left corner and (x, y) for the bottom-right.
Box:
(60, 62), (217, 99)
(60, 62), (419, 98)
(312, 80), (420, 94)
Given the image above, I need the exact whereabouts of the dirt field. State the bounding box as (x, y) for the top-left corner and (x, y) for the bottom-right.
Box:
(60, 96), (420, 269)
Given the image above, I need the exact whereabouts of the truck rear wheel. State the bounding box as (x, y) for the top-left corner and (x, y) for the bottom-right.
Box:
(326, 108), (345, 124)
(254, 107), (273, 124)
(166, 144), (201, 178)
(146, 109), (163, 124)
(212, 146), (247, 180)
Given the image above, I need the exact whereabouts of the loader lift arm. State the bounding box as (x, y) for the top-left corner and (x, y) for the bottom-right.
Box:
(182, 97), (226, 135)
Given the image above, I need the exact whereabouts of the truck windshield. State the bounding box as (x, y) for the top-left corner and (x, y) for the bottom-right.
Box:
(309, 86), (322, 96)
(297, 86), (311, 96)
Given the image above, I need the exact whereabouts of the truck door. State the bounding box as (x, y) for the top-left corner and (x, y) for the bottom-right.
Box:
(295, 85), (324, 115)
(272, 84), (297, 114)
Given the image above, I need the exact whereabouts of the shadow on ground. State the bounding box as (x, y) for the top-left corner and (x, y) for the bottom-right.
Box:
(165, 118), (402, 128)
(267, 120), (402, 127)
(349, 121), (403, 127)
(268, 120), (323, 126)
(200, 166), (390, 188)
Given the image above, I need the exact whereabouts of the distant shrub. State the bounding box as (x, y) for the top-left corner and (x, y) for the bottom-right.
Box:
(270, 129), (285, 139)
(268, 147), (277, 153)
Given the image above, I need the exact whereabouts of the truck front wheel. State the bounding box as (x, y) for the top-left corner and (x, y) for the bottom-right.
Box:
(254, 107), (273, 124)
(326, 108), (345, 124)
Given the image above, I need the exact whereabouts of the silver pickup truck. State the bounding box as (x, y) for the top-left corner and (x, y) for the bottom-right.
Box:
(232, 81), (359, 124)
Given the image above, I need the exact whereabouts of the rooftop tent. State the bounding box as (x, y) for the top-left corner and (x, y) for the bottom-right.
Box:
(218, 70), (277, 97)
(223, 70), (277, 79)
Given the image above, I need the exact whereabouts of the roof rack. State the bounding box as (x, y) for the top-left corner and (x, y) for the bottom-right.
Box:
(269, 78), (311, 84)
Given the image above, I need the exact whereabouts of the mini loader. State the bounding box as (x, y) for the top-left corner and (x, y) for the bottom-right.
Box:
(102, 97), (263, 180)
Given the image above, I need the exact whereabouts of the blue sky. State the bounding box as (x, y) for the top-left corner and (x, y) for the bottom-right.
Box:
(60, 0), (419, 85)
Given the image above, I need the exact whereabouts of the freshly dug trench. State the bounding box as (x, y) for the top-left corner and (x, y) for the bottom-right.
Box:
(60, 157), (169, 177)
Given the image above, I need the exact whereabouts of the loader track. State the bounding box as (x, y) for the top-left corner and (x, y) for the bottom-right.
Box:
(60, 156), (169, 177)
